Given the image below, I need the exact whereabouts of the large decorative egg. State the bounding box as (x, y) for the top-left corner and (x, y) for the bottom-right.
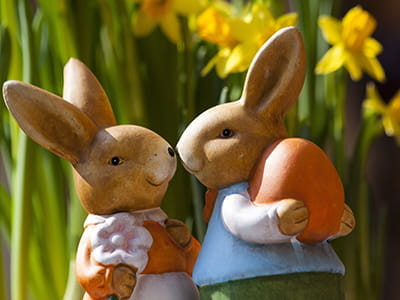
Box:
(248, 138), (344, 244)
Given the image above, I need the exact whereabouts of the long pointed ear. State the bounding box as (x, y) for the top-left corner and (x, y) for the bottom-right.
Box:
(3, 80), (97, 164)
(241, 26), (306, 119)
(63, 58), (116, 128)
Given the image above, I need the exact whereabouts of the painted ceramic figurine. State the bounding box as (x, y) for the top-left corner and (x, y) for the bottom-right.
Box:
(3, 59), (200, 300)
(176, 27), (355, 299)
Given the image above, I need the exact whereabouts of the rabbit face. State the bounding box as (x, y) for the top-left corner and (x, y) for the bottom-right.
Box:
(3, 58), (178, 216)
(74, 125), (177, 214)
(177, 27), (306, 190)
(177, 101), (286, 189)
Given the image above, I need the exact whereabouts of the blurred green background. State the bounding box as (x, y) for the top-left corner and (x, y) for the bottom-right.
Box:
(1, 0), (400, 299)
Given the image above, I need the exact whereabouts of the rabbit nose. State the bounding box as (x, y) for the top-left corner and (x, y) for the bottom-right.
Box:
(168, 147), (175, 157)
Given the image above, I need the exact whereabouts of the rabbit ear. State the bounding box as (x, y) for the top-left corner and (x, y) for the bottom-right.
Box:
(241, 26), (306, 119)
(3, 80), (97, 164)
(63, 58), (116, 128)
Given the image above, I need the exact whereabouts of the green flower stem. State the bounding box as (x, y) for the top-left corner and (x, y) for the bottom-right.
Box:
(179, 16), (196, 123)
(0, 2), (15, 299)
(1, 0), (22, 80)
(0, 25), (11, 91)
(326, 68), (347, 179)
(190, 176), (206, 242)
(63, 260), (84, 300)
(63, 162), (85, 300)
(36, 0), (77, 60)
(35, 153), (68, 297)
(346, 116), (384, 299)
(268, 0), (284, 16)
(296, 0), (335, 143)
(286, 102), (298, 137)
(98, 0), (131, 124)
(178, 16), (207, 239)
(11, 1), (37, 299)
(114, 0), (146, 124)
(0, 184), (11, 238)
(98, 0), (129, 124)
(297, 0), (320, 125)
(11, 134), (35, 300)
(372, 206), (387, 299)
(29, 234), (57, 299)
(0, 240), (6, 300)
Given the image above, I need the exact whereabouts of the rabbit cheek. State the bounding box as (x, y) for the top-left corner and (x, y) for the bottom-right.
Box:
(143, 151), (177, 186)
(72, 161), (139, 213)
(145, 168), (171, 187)
(193, 140), (242, 188)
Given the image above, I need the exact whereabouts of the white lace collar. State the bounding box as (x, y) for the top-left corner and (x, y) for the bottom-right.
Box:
(84, 208), (167, 272)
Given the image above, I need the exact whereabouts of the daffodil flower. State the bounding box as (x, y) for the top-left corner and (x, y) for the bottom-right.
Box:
(197, 6), (237, 48)
(316, 6), (385, 82)
(225, 4), (297, 75)
(198, 3), (297, 78)
(133, 0), (206, 43)
(197, 3), (238, 77)
(363, 83), (400, 143)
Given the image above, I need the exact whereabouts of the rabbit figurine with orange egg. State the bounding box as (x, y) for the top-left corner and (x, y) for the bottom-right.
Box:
(3, 59), (200, 300)
(176, 27), (355, 299)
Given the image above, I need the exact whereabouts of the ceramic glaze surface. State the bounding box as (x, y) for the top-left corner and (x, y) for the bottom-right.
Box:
(193, 182), (344, 287)
(176, 26), (354, 299)
(85, 210), (163, 272)
(2, 58), (200, 300)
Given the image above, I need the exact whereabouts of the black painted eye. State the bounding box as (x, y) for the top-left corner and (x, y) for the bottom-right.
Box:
(221, 129), (233, 138)
(110, 156), (122, 166)
(168, 147), (175, 157)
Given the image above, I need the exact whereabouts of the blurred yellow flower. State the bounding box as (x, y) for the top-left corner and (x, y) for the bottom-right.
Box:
(198, 3), (297, 78)
(134, 0), (206, 43)
(316, 6), (385, 82)
(197, 2), (237, 77)
(225, 4), (297, 75)
(363, 83), (400, 143)
(197, 7), (237, 47)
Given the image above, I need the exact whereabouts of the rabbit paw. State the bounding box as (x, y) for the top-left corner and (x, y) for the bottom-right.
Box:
(331, 204), (355, 239)
(112, 264), (137, 299)
(276, 199), (309, 236)
(165, 219), (192, 248)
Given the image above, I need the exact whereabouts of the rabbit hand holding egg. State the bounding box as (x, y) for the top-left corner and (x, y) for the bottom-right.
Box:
(3, 59), (200, 300)
(177, 27), (355, 295)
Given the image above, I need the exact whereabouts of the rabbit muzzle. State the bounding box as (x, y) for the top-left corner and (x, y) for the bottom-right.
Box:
(144, 154), (176, 186)
(175, 144), (204, 174)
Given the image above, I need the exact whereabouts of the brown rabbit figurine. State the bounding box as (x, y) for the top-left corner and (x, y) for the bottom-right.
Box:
(176, 27), (355, 299)
(3, 58), (200, 300)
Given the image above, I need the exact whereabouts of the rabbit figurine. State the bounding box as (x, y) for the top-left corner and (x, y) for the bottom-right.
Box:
(176, 27), (355, 299)
(3, 58), (200, 300)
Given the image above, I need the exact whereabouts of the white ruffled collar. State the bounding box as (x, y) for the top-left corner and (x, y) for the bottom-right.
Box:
(84, 208), (167, 272)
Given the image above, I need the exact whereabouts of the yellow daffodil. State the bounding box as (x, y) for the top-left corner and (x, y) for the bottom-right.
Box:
(197, 6), (237, 47)
(316, 6), (385, 82)
(197, 3), (238, 77)
(225, 4), (297, 75)
(134, 0), (206, 43)
(363, 83), (400, 143)
(198, 3), (297, 78)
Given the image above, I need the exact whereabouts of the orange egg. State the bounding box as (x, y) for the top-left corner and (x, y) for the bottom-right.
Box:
(248, 138), (344, 244)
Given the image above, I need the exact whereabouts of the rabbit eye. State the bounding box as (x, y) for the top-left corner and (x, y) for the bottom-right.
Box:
(110, 156), (123, 166)
(221, 129), (233, 138)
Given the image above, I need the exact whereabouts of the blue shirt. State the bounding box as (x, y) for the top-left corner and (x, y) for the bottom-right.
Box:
(193, 182), (345, 286)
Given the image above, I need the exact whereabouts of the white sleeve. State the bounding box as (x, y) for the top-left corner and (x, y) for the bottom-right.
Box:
(221, 191), (291, 243)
